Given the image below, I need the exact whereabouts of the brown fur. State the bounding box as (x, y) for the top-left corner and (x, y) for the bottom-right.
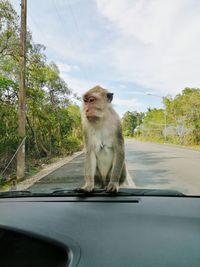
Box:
(81, 86), (127, 192)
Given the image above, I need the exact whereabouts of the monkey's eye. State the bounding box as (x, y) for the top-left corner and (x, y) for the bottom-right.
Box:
(88, 97), (96, 103)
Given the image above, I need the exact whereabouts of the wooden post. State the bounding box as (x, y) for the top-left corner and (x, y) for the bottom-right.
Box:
(17, 0), (27, 178)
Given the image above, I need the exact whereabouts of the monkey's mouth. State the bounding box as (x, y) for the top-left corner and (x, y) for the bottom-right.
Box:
(86, 115), (99, 121)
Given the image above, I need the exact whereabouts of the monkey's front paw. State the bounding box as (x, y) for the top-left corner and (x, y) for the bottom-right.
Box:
(106, 182), (119, 193)
(79, 183), (94, 193)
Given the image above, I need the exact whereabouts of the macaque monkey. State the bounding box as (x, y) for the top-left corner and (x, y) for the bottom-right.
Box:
(81, 85), (127, 192)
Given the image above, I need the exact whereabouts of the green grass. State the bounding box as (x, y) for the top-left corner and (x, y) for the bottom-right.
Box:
(0, 156), (59, 192)
(133, 136), (200, 149)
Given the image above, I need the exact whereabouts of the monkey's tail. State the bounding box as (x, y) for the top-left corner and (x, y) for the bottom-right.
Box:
(120, 165), (136, 188)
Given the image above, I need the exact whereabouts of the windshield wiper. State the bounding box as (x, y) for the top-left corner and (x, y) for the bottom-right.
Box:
(0, 190), (33, 198)
(52, 188), (105, 196)
(51, 188), (185, 197)
(0, 188), (185, 198)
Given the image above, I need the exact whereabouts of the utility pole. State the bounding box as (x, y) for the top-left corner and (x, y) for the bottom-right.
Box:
(17, 0), (27, 178)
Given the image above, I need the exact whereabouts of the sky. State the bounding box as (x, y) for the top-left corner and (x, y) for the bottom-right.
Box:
(10, 0), (200, 116)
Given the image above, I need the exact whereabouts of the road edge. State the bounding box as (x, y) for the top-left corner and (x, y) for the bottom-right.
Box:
(127, 138), (200, 152)
(17, 151), (84, 190)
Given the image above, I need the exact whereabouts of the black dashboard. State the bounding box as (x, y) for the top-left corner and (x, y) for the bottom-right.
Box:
(0, 195), (200, 267)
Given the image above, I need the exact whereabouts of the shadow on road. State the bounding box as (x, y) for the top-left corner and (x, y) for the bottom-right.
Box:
(129, 170), (170, 187)
(127, 150), (181, 165)
(126, 150), (177, 188)
(29, 154), (85, 192)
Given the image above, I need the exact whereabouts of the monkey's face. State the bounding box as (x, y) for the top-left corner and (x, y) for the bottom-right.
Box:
(83, 87), (114, 122)
(83, 93), (105, 121)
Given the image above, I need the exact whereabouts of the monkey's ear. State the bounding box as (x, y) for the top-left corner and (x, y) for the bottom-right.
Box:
(107, 93), (114, 102)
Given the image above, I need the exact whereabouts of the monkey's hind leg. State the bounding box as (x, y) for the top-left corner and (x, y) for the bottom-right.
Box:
(106, 163), (130, 192)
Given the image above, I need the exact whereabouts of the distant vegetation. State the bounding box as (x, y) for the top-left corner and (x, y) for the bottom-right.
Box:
(0, 1), (82, 184)
(122, 88), (200, 146)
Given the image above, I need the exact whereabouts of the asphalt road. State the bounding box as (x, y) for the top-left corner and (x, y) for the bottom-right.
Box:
(29, 139), (200, 195)
(125, 139), (200, 195)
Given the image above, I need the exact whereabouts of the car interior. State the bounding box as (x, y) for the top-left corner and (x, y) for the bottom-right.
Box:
(0, 189), (200, 267)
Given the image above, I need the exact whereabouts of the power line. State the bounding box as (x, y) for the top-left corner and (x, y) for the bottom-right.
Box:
(28, 14), (49, 45)
(67, 0), (84, 45)
(52, 0), (91, 87)
(67, 0), (94, 84)
(1, 137), (26, 178)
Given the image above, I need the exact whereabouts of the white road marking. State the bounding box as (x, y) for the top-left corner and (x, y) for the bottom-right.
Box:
(126, 167), (136, 188)
(120, 164), (136, 188)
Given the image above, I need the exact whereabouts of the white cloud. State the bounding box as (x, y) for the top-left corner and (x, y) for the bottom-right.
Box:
(57, 63), (80, 73)
(96, 0), (200, 95)
(57, 62), (111, 97)
(113, 97), (143, 110)
(73, 65), (80, 71)
(97, 0), (182, 45)
(59, 73), (93, 96)
(58, 71), (109, 98)
(18, 0), (200, 102)
(119, 84), (126, 89)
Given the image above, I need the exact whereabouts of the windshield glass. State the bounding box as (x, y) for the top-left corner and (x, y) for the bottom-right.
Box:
(0, 0), (200, 196)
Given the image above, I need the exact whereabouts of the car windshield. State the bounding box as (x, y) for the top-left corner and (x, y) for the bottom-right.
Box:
(0, 0), (200, 197)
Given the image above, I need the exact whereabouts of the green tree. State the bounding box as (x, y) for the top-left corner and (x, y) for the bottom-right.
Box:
(0, 1), (82, 184)
(122, 111), (144, 136)
(140, 108), (165, 142)
(0, 0), (19, 59)
(163, 88), (200, 144)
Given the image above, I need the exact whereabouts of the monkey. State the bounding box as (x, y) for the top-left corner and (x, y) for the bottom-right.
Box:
(80, 85), (128, 192)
